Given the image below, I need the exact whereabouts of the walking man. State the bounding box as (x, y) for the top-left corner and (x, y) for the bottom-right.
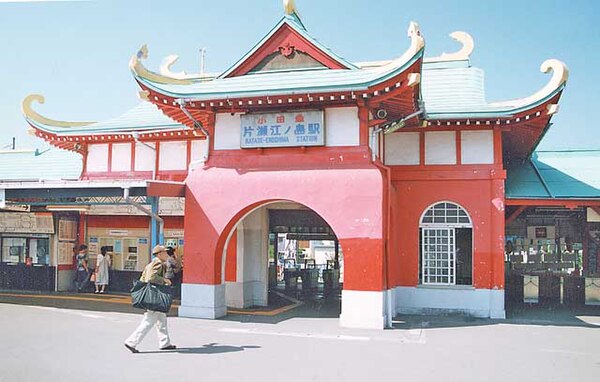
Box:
(124, 245), (176, 353)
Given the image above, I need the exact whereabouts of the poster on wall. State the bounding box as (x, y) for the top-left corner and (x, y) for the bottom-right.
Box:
(535, 227), (547, 238)
(0, 212), (54, 234)
(58, 241), (75, 265)
(114, 240), (122, 254)
(58, 219), (78, 241)
(88, 237), (99, 255)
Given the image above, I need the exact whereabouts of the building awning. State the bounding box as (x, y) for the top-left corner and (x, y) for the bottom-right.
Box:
(506, 150), (600, 206)
(147, 180), (185, 197)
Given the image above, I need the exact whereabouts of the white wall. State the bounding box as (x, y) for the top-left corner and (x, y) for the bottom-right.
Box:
(226, 208), (268, 308)
(111, 143), (131, 172)
(190, 139), (209, 167)
(214, 113), (242, 150)
(384, 132), (420, 165)
(87, 144), (108, 172)
(425, 131), (456, 165)
(394, 286), (506, 319)
(325, 107), (360, 146)
(340, 290), (387, 329)
(134, 142), (155, 172)
(461, 130), (494, 164)
(159, 141), (187, 171)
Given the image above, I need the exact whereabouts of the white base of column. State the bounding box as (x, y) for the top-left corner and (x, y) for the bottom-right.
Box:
(339, 290), (387, 330)
(57, 269), (75, 291)
(225, 281), (267, 309)
(178, 283), (226, 319)
(394, 286), (506, 319)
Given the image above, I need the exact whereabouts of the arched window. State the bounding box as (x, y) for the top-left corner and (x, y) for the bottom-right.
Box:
(419, 202), (473, 286)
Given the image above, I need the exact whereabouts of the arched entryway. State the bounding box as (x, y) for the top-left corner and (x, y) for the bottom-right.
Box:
(220, 201), (343, 317)
(178, 165), (390, 329)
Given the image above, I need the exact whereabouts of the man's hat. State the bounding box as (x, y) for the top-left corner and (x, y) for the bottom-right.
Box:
(152, 245), (167, 255)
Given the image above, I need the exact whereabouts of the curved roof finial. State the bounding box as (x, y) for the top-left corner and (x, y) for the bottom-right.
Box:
(22, 94), (94, 128)
(129, 44), (196, 85)
(440, 31), (474, 61)
(368, 21), (424, 75)
(425, 31), (474, 62)
(160, 55), (194, 80)
(489, 59), (569, 109)
(284, 0), (297, 15)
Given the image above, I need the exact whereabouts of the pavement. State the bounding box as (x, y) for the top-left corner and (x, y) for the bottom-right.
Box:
(0, 291), (599, 382)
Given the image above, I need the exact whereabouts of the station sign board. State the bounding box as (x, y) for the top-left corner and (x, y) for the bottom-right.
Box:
(240, 111), (324, 148)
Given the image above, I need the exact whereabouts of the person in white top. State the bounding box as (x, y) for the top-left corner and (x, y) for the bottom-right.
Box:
(94, 246), (111, 294)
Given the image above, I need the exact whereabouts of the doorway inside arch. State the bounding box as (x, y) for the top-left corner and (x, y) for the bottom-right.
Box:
(223, 202), (343, 320)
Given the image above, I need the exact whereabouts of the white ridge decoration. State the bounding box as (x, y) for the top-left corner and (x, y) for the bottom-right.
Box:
(438, 31), (474, 61)
(160, 55), (193, 79)
(489, 59), (569, 110)
(372, 21), (425, 75)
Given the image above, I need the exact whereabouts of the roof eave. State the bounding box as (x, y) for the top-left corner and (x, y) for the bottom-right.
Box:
(138, 55), (422, 102)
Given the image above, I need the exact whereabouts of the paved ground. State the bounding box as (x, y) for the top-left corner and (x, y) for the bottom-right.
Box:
(0, 292), (599, 382)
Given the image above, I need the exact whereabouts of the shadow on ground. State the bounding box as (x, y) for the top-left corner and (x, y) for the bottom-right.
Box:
(139, 343), (261, 355)
(392, 304), (600, 330)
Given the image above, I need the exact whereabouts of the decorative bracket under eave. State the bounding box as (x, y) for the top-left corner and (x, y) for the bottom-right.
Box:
(22, 94), (95, 129)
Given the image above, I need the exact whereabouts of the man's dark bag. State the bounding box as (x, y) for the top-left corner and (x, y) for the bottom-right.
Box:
(130, 280), (173, 313)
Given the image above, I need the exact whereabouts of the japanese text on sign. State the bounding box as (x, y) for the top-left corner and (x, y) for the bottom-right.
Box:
(240, 111), (324, 148)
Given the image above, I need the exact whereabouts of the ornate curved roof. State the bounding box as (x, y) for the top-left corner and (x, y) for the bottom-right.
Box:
(23, 1), (568, 160)
(422, 58), (567, 119)
(22, 95), (189, 153)
(23, 96), (186, 136)
(130, 21), (424, 101)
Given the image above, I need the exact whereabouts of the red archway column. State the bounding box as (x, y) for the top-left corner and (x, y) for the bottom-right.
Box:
(179, 165), (388, 328)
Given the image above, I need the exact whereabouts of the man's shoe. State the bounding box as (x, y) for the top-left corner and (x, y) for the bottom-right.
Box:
(160, 345), (176, 350)
(124, 343), (139, 353)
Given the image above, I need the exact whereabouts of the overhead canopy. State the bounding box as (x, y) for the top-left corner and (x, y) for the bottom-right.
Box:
(0, 148), (82, 182)
(506, 150), (600, 200)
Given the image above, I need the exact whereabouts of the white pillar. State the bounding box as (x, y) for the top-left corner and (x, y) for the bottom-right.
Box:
(178, 283), (226, 319)
(339, 290), (388, 329)
(225, 208), (268, 308)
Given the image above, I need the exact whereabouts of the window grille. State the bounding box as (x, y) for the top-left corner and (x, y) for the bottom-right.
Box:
(420, 202), (472, 286)
(421, 202), (471, 226)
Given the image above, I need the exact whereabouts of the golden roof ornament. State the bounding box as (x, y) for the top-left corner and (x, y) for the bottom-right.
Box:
(284, 0), (297, 15)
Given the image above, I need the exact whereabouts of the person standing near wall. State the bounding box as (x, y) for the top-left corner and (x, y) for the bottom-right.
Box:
(165, 247), (178, 283)
(124, 245), (176, 353)
(94, 246), (111, 294)
(75, 244), (89, 292)
(165, 246), (181, 298)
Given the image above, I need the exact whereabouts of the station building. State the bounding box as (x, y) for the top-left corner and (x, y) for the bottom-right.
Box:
(2, 1), (599, 329)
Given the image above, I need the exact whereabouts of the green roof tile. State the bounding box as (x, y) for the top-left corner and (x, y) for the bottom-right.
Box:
(0, 148), (82, 182)
(506, 150), (600, 199)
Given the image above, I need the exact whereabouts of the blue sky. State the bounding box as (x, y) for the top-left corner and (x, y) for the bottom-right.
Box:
(0, 0), (598, 151)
